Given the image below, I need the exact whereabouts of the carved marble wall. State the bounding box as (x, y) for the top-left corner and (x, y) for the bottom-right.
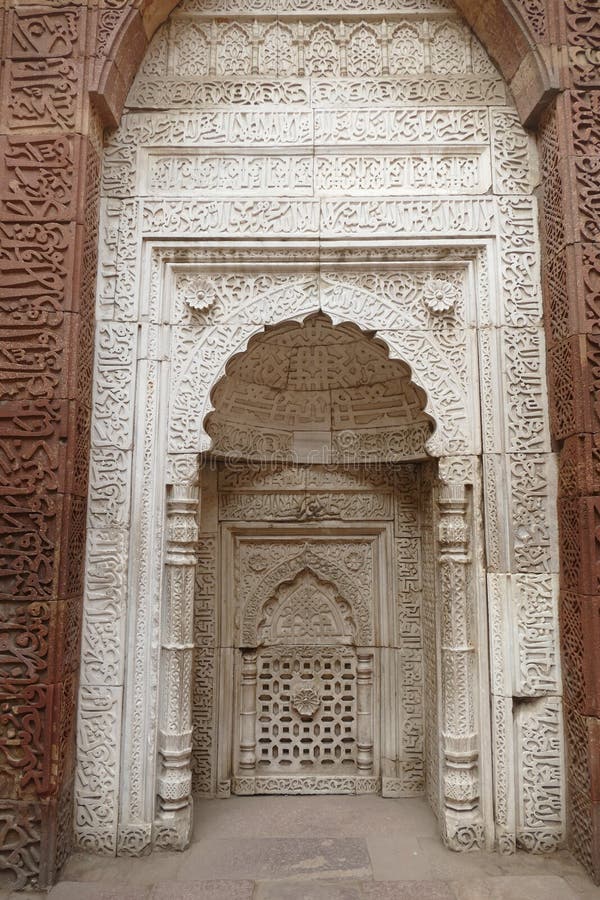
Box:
(2, 0), (599, 889)
(74, 0), (563, 866)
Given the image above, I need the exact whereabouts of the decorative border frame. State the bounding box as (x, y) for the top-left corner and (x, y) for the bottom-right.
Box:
(77, 218), (562, 856)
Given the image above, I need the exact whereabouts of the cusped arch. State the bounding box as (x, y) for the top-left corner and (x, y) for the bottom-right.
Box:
(169, 310), (472, 460)
(240, 546), (372, 646)
(254, 568), (357, 646)
(203, 313), (435, 463)
(92, 0), (556, 128)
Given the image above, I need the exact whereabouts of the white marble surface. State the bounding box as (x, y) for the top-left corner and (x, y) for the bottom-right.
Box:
(76, 0), (562, 863)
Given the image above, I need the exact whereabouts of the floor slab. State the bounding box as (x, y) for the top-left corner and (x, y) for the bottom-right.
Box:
(448, 875), (581, 900)
(254, 879), (363, 899)
(150, 881), (254, 899)
(34, 796), (600, 900)
(192, 796), (439, 841)
(176, 837), (372, 881)
(361, 881), (456, 898)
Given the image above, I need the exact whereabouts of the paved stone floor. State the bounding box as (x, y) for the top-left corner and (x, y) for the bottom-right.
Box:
(8, 796), (600, 899)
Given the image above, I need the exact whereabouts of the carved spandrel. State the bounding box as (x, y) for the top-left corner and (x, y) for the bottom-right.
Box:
(237, 538), (375, 646)
(255, 570), (357, 645)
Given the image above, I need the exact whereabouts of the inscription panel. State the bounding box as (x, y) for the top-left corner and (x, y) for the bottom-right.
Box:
(141, 148), (491, 196)
(144, 150), (313, 195)
(220, 491), (393, 521)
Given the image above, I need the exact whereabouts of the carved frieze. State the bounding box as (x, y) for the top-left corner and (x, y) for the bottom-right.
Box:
(220, 491), (393, 521)
(131, 12), (496, 86)
(314, 108), (490, 144)
(142, 148), (490, 196)
(180, 0), (453, 11)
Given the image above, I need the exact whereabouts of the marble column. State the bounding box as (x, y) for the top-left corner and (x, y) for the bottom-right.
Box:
(155, 482), (199, 849)
(357, 651), (374, 774)
(438, 482), (484, 850)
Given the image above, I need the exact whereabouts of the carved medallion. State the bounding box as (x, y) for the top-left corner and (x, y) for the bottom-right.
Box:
(422, 275), (460, 314)
(291, 684), (321, 717)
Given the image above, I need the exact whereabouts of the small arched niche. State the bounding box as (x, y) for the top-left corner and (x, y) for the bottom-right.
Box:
(204, 313), (433, 464)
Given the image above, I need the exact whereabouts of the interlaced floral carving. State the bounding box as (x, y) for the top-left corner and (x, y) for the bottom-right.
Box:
(347, 24), (382, 76)
(291, 684), (321, 717)
(306, 24), (340, 76)
(389, 24), (424, 74)
(218, 24), (252, 75)
(177, 274), (219, 314)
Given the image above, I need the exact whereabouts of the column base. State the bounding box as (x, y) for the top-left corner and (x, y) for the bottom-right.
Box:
(153, 800), (193, 851)
(441, 812), (486, 851)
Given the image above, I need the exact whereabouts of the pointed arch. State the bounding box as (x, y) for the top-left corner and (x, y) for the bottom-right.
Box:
(241, 548), (372, 645)
(167, 310), (472, 460)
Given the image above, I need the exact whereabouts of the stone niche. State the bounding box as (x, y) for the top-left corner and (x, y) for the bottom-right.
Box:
(205, 315), (433, 463)
(196, 320), (438, 801)
(203, 458), (434, 800)
(76, 0), (563, 863)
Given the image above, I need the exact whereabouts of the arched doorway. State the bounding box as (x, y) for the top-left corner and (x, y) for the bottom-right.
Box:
(76, 0), (563, 863)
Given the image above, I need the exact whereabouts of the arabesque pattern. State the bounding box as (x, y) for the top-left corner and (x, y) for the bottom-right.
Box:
(0, 0), (599, 889)
(74, 0), (564, 865)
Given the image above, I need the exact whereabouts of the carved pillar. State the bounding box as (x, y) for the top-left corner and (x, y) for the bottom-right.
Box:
(239, 651), (258, 772)
(251, 20), (260, 74)
(357, 651), (374, 773)
(155, 483), (199, 849)
(381, 20), (390, 76)
(438, 482), (483, 850)
(339, 22), (348, 76)
(209, 22), (218, 75)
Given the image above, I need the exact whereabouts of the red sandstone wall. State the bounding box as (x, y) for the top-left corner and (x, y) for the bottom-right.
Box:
(539, 6), (600, 876)
(0, 0), (598, 888)
(0, 3), (102, 888)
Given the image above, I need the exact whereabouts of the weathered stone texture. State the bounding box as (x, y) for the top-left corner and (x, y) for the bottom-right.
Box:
(0, 0), (599, 890)
(0, 2), (98, 890)
(537, 1), (600, 883)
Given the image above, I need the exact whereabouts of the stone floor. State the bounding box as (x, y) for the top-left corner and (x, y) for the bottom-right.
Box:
(9, 796), (600, 899)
